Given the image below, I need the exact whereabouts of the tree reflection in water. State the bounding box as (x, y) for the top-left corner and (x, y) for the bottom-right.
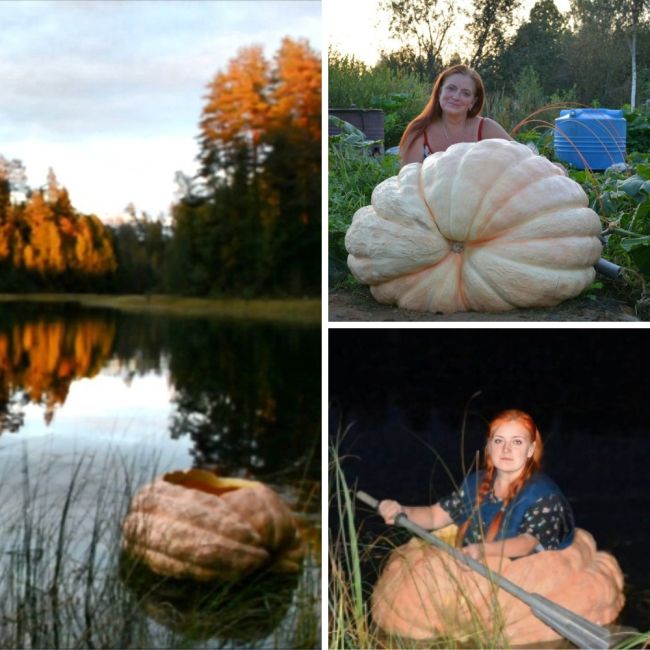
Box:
(0, 302), (116, 426)
(166, 320), (320, 481)
(1, 302), (320, 483)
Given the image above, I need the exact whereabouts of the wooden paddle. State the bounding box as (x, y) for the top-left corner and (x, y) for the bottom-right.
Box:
(356, 490), (611, 650)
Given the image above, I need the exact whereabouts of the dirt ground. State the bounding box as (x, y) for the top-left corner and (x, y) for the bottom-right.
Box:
(329, 287), (640, 322)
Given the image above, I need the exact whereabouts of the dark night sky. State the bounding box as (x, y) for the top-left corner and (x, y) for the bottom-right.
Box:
(329, 328), (650, 630)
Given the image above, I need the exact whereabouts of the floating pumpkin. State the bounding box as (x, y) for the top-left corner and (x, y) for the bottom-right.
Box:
(345, 140), (602, 313)
(121, 469), (304, 582)
(371, 526), (624, 646)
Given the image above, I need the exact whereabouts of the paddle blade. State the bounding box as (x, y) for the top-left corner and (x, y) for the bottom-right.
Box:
(529, 593), (611, 650)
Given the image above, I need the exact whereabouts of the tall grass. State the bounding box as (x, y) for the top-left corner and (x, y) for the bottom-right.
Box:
(329, 438), (512, 650)
(329, 444), (373, 649)
(0, 448), (319, 649)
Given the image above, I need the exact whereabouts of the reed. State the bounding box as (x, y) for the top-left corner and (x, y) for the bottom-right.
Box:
(329, 427), (512, 650)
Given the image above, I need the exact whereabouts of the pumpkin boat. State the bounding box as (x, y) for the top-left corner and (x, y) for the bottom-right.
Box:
(345, 139), (603, 313)
(121, 469), (304, 582)
(371, 524), (625, 647)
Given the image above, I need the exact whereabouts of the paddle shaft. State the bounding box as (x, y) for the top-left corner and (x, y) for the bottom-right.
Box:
(356, 490), (610, 650)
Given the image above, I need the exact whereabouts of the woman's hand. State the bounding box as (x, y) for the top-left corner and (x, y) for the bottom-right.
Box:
(378, 499), (403, 525)
(462, 543), (483, 562)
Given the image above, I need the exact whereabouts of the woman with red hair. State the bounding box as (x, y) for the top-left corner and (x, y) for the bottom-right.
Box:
(379, 409), (575, 561)
(400, 64), (512, 165)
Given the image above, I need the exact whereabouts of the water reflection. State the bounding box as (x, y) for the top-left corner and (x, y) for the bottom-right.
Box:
(0, 306), (115, 425)
(119, 553), (299, 644)
(0, 302), (320, 482)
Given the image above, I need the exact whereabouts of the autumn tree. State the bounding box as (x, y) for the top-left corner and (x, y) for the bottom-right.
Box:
(171, 37), (321, 297)
(199, 45), (270, 182)
(23, 192), (65, 275)
(73, 214), (116, 278)
(0, 159), (117, 290)
(263, 37), (321, 293)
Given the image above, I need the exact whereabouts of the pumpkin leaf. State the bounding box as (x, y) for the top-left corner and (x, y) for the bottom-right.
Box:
(634, 163), (650, 180)
(619, 175), (650, 202)
(621, 236), (650, 276)
(630, 200), (650, 232)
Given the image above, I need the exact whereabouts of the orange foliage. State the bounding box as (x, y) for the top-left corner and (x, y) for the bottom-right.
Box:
(270, 37), (322, 140)
(201, 45), (271, 150)
(1, 184), (117, 279)
(200, 38), (321, 158)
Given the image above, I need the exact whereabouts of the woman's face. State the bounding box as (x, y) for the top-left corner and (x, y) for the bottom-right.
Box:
(439, 73), (476, 117)
(487, 420), (535, 476)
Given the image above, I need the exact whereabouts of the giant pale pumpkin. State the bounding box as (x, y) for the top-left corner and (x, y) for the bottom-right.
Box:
(121, 469), (304, 581)
(345, 140), (603, 313)
(371, 526), (624, 646)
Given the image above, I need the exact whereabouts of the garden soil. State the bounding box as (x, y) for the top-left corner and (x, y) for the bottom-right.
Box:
(329, 287), (639, 322)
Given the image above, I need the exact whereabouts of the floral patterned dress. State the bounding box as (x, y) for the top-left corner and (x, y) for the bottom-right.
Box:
(439, 474), (574, 550)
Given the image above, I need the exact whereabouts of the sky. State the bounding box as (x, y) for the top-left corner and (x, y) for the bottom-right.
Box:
(326, 0), (571, 67)
(0, 0), (321, 222)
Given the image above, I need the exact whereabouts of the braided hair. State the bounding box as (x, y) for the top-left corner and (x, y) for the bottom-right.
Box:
(455, 409), (543, 547)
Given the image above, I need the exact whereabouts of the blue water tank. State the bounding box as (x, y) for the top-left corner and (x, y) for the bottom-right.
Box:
(554, 108), (626, 170)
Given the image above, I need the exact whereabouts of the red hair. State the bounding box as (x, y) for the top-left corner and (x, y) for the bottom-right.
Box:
(455, 409), (543, 547)
(399, 64), (485, 154)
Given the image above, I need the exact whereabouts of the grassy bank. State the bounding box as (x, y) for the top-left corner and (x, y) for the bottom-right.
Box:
(0, 293), (321, 325)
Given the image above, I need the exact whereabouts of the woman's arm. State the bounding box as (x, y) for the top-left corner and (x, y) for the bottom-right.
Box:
(400, 134), (424, 166)
(481, 117), (513, 141)
(463, 532), (539, 560)
(378, 500), (453, 530)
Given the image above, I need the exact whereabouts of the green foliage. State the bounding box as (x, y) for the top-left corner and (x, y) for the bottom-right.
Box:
(625, 106), (650, 153)
(328, 125), (400, 286)
(567, 154), (650, 301)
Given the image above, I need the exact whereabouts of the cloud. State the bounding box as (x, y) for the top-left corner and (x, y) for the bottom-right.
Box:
(0, 0), (321, 218)
(15, 135), (199, 219)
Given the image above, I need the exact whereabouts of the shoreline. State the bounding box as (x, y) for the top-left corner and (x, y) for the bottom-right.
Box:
(0, 293), (321, 325)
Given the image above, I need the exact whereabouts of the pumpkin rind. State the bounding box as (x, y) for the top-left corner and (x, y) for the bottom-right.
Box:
(371, 527), (625, 645)
(122, 472), (304, 581)
(345, 139), (603, 313)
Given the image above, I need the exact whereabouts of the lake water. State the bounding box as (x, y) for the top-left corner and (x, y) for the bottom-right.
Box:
(0, 300), (320, 649)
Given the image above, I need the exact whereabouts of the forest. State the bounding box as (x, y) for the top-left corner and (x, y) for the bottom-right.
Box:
(0, 37), (321, 298)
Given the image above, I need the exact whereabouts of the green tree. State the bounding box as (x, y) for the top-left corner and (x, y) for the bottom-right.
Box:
(109, 210), (165, 293)
(565, 0), (644, 105)
(378, 0), (461, 80)
(609, 0), (650, 108)
(505, 0), (570, 95)
(466, 0), (522, 89)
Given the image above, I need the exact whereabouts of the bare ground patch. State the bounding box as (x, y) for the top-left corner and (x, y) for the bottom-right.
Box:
(329, 287), (639, 322)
